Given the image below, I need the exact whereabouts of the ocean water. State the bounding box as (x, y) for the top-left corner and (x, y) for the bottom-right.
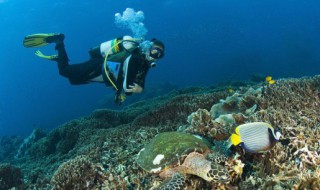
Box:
(0, 0), (320, 137)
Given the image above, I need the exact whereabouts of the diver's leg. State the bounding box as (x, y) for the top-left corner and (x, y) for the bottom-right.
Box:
(89, 46), (103, 59)
(62, 59), (103, 85)
(54, 41), (103, 85)
(54, 43), (71, 77)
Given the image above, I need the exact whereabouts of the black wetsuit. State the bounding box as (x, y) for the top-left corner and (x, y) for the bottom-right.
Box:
(54, 43), (150, 95)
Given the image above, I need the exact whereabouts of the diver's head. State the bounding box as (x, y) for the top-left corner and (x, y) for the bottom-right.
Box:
(145, 39), (165, 66)
(150, 38), (165, 59)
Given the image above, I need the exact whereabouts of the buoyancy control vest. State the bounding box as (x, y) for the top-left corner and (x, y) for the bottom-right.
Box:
(99, 36), (142, 91)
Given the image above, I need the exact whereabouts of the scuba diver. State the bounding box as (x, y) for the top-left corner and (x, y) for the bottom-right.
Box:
(23, 33), (165, 105)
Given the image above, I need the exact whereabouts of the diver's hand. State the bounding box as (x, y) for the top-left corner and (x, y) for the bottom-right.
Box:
(125, 83), (143, 93)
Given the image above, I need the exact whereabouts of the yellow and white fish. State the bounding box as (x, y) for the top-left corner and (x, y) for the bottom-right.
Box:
(229, 122), (281, 153)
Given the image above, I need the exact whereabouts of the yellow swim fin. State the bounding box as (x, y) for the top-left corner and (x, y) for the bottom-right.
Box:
(35, 50), (58, 61)
(23, 33), (64, 48)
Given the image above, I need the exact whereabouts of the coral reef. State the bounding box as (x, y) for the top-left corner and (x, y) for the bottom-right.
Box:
(15, 128), (46, 159)
(182, 87), (261, 141)
(0, 163), (24, 190)
(0, 75), (319, 189)
(51, 155), (107, 190)
(0, 135), (23, 162)
(239, 76), (320, 189)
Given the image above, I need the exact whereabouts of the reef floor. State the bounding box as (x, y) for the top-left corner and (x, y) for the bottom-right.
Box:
(0, 75), (319, 190)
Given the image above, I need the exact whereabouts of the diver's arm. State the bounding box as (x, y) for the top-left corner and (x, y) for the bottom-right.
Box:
(125, 83), (143, 93)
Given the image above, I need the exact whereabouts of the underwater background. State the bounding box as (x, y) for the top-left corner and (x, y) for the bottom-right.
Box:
(0, 1), (320, 189)
(1, 0), (320, 137)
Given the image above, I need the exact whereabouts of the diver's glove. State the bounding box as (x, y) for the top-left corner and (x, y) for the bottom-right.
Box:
(114, 93), (126, 105)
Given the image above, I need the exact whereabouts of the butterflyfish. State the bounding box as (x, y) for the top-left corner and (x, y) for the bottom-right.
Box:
(229, 122), (281, 153)
(265, 76), (276, 85)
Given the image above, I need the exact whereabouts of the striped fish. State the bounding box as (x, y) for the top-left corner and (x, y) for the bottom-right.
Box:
(229, 122), (281, 153)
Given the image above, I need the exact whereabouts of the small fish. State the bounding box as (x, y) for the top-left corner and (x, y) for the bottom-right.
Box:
(265, 76), (276, 85)
(228, 87), (234, 93)
(265, 76), (272, 81)
(268, 79), (276, 84)
(229, 122), (281, 153)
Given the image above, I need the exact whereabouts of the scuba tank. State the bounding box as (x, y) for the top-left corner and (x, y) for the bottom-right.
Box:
(100, 36), (139, 62)
(88, 35), (140, 62)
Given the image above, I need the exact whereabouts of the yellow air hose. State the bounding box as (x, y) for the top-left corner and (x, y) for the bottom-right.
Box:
(103, 38), (142, 91)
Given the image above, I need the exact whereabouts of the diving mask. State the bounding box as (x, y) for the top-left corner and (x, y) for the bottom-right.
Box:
(149, 47), (164, 59)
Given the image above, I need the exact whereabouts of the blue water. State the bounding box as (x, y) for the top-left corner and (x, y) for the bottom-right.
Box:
(1, 0), (320, 137)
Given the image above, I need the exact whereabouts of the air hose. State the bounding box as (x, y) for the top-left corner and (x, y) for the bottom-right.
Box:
(103, 39), (142, 91)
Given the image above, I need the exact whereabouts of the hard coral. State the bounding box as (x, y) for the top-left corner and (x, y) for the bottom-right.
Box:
(132, 88), (228, 127)
(51, 155), (107, 190)
(183, 87), (262, 140)
(183, 108), (229, 140)
(210, 87), (261, 120)
(7, 75), (319, 190)
(15, 128), (46, 159)
(0, 135), (23, 162)
(0, 163), (24, 190)
(240, 76), (320, 189)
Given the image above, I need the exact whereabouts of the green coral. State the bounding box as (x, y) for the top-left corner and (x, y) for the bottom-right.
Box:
(137, 132), (210, 173)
